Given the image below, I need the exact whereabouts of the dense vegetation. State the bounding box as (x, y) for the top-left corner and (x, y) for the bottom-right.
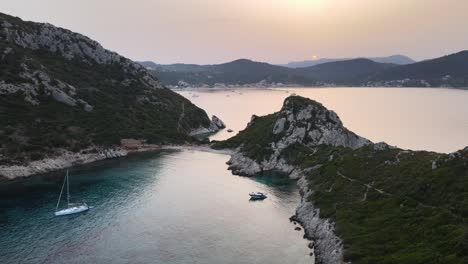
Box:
(214, 96), (468, 263)
(0, 13), (212, 165)
(212, 113), (282, 161)
(295, 145), (468, 264)
(373, 51), (468, 87)
(144, 59), (308, 86)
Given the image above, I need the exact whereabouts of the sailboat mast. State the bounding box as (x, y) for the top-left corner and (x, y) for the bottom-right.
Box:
(67, 170), (70, 207)
(56, 171), (67, 211)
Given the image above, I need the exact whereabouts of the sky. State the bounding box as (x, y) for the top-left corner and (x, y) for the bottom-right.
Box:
(2, 0), (468, 64)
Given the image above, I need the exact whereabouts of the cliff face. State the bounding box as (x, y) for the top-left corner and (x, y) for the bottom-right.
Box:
(0, 13), (159, 107)
(0, 12), (222, 174)
(214, 96), (468, 264)
(215, 96), (369, 178)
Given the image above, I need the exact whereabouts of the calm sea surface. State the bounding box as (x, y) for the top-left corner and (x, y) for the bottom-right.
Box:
(178, 87), (468, 153)
(0, 150), (310, 264)
(2, 87), (467, 264)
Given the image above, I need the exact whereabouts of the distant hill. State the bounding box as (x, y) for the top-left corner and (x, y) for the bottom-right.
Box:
(140, 51), (467, 88)
(139, 58), (392, 87)
(283, 55), (415, 68)
(296, 59), (396, 84)
(140, 59), (306, 87)
(373, 51), (468, 87)
(140, 61), (207, 73)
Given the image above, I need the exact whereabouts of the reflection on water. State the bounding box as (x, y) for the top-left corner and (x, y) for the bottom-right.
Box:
(0, 150), (311, 264)
(178, 87), (468, 153)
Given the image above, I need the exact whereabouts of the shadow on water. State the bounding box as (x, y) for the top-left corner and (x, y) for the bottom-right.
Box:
(247, 171), (299, 200)
(0, 150), (177, 259)
(0, 151), (173, 205)
(0, 149), (312, 264)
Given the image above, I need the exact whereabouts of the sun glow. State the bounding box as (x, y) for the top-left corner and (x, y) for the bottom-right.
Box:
(277, 0), (326, 15)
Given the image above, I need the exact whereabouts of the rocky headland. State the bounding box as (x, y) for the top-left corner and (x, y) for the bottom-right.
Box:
(213, 96), (468, 264)
(0, 12), (224, 179)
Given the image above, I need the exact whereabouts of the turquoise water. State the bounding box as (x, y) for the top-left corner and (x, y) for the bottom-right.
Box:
(5, 87), (466, 263)
(0, 150), (311, 264)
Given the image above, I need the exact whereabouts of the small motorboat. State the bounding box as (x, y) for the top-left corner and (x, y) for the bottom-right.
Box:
(249, 192), (267, 200)
(227, 129), (234, 133)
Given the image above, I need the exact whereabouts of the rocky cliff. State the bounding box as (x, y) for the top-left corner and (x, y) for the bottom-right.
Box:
(0, 12), (223, 177)
(213, 96), (468, 264)
(216, 96), (369, 178)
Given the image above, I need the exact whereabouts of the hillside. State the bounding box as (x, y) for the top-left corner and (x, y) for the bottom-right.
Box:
(141, 51), (468, 88)
(373, 51), (468, 87)
(0, 13), (222, 173)
(297, 58), (396, 84)
(213, 96), (468, 264)
(142, 59), (305, 87)
(142, 58), (394, 87)
(283, 55), (415, 68)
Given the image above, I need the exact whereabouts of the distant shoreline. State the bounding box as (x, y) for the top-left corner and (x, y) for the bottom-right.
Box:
(172, 86), (468, 92)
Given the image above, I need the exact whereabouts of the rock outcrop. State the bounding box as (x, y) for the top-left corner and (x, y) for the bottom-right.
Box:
(224, 96), (370, 178)
(190, 115), (226, 135)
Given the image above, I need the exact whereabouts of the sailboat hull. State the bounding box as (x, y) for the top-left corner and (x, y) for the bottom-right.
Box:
(54, 205), (89, 216)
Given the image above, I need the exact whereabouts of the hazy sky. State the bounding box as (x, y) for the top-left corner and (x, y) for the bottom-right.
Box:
(2, 0), (468, 64)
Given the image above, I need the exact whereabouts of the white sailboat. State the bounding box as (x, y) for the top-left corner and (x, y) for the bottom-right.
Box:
(54, 170), (89, 216)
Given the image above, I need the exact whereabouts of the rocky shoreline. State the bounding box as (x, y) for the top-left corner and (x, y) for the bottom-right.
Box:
(0, 141), (234, 180)
(294, 176), (347, 264)
(0, 146), (128, 180)
(225, 150), (346, 264)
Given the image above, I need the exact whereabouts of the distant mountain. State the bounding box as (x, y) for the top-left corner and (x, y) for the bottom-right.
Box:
(140, 59), (306, 87)
(139, 61), (159, 69)
(0, 12), (221, 171)
(140, 61), (207, 73)
(296, 59), (396, 84)
(373, 51), (468, 87)
(140, 51), (467, 88)
(370, 55), (416, 65)
(283, 55), (415, 68)
(141, 58), (396, 87)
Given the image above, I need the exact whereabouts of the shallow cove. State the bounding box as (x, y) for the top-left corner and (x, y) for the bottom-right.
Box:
(0, 150), (311, 264)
